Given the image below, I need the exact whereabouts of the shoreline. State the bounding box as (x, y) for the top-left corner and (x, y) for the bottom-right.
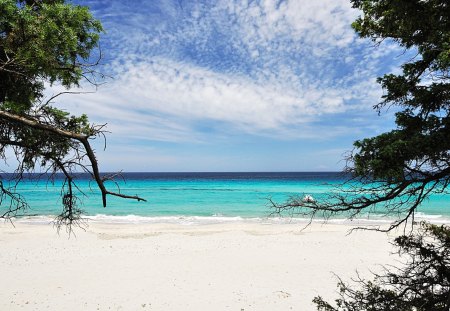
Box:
(10, 213), (450, 227)
(1, 221), (404, 310)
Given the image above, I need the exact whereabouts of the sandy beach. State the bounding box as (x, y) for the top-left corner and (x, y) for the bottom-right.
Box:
(0, 220), (401, 310)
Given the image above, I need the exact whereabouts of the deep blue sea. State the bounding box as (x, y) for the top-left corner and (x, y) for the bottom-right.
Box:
(2, 172), (449, 224)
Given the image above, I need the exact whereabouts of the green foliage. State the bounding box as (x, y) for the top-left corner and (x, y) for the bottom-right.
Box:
(310, 1), (450, 309)
(0, 0), (103, 112)
(353, 110), (450, 182)
(350, 0), (450, 182)
(314, 222), (450, 311)
(0, 0), (102, 167)
(0, 0), (103, 223)
(272, 1), (449, 230)
(0, 0), (144, 228)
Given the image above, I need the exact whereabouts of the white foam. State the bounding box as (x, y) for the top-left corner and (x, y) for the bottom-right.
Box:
(414, 212), (443, 219)
(8, 213), (450, 226)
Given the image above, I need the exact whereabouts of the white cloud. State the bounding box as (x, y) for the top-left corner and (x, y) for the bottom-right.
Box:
(51, 55), (383, 143)
(220, 0), (358, 52)
(48, 0), (407, 145)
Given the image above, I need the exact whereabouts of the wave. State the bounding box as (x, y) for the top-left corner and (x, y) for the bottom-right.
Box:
(10, 213), (450, 226)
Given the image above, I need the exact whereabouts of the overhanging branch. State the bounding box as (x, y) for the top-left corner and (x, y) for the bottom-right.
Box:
(0, 110), (146, 210)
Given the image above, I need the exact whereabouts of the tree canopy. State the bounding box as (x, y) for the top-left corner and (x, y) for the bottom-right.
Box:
(293, 1), (450, 309)
(0, 0), (145, 229)
(271, 0), (450, 231)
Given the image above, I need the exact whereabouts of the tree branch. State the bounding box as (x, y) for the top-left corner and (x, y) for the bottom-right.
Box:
(0, 110), (146, 210)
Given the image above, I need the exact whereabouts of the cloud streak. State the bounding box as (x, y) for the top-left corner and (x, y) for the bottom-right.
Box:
(43, 0), (412, 170)
(56, 55), (383, 143)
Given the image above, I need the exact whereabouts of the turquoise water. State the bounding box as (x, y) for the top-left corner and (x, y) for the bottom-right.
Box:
(2, 172), (450, 222)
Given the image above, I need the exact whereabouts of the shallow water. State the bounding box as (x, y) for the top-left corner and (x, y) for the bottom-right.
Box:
(2, 172), (449, 223)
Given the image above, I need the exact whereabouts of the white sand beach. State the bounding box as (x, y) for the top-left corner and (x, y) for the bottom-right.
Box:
(0, 221), (401, 311)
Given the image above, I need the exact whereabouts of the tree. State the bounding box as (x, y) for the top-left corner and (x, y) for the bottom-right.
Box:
(313, 222), (450, 310)
(0, 0), (145, 230)
(270, 0), (450, 231)
(267, 0), (450, 309)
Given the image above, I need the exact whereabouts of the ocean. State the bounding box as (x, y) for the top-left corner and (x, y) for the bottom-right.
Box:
(2, 172), (449, 224)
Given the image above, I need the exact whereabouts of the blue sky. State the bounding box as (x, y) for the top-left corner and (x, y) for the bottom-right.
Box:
(49, 0), (407, 172)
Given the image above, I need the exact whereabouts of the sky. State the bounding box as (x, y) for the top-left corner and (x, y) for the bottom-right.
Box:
(47, 0), (408, 172)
